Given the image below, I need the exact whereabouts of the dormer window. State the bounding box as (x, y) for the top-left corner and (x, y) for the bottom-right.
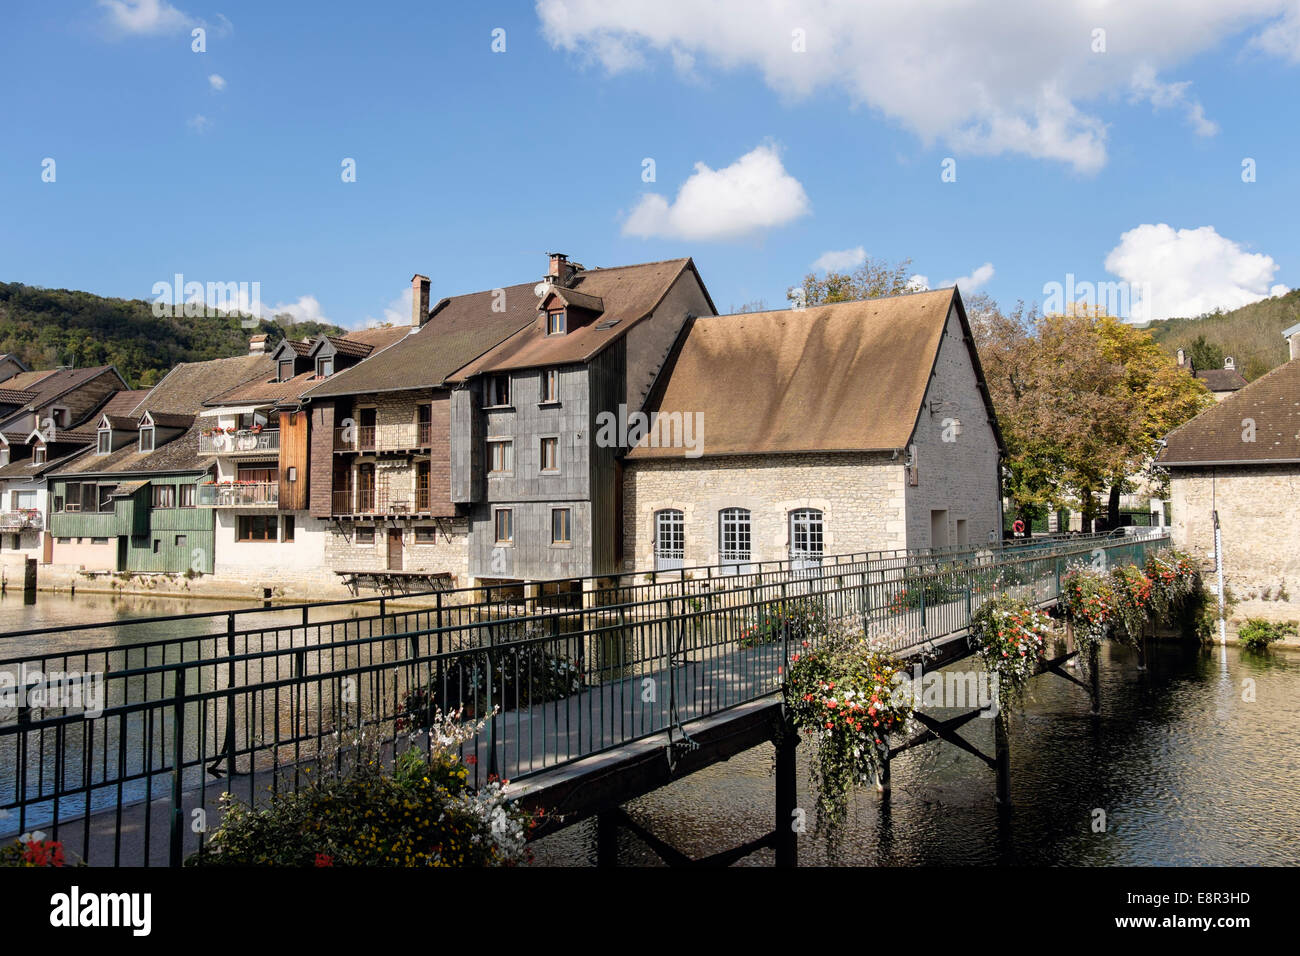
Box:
(97, 429), (112, 454)
(0, 447), (9, 467)
(317, 357), (334, 378)
(279, 360), (294, 382)
(33, 445), (46, 465)
(546, 310), (566, 335)
(139, 426), (155, 453)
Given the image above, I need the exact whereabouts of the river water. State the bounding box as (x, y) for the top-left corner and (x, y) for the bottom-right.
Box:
(4, 592), (1296, 866)
(529, 639), (1300, 866)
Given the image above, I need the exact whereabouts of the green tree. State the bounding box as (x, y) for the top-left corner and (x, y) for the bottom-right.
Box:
(790, 256), (915, 307)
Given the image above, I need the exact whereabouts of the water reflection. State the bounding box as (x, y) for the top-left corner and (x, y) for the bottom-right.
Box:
(529, 641), (1300, 866)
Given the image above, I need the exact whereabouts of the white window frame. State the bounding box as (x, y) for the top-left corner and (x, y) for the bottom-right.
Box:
(719, 507), (751, 570)
(654, 509), (685, 571)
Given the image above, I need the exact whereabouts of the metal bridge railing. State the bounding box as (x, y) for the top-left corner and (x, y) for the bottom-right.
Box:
(0, 531), (1168, 865)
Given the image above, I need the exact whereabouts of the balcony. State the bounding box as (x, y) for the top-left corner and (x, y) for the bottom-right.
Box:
(332, 483), (433, 517)
(197, 481), (279, 508)
(200, 428), (280, 456)
(0, 510), (42, 531)
(333, 422), (431, 453)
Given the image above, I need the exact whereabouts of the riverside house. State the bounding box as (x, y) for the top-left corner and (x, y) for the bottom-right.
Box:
(622, 288), (1005, 571)
(1159, 326), (1300, 623)
(0, 367), (137, 573)
(197, 327), (407, 587)
(46, 354), (272, 575)
(445, 254), (716, 589)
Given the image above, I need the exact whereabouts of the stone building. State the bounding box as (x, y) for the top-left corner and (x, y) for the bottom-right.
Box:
(622, 288), (1005, 571)
(1159, 328), (1300, 623)
(1175, 349), (1249, 402)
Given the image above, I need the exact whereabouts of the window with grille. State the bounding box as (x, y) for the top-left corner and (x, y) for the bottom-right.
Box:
(790, 508), (824, 560)
(654, 509), (685, 569)
(719, 508), (751, 565)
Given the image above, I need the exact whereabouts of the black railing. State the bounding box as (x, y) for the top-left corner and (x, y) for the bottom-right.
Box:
(0, 531), (1168, 865)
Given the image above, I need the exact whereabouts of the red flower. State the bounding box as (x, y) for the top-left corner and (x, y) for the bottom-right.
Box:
(314, 852), (334, 867)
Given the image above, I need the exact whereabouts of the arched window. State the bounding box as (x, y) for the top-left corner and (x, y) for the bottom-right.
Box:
(790, 508), (824, 568)
(719, 507), (752, 571)
(654, 509), (684, 571)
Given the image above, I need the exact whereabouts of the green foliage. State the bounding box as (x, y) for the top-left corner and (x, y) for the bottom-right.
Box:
(738, 597), (827, 648)
(784, 621), (913, 846)
(1144, 288), (1300, 381)
(187, 721), (532, 867)
(791, 256), (915, 307)
(0, 281), (346, 387)
(1237, 618), (1298, 651)
(967, 596), (1052, 713)
(400, 642), (583, 721)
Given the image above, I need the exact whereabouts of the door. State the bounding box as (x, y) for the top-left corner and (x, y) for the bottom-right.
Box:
(42, 532), (53, 565)
(387, 528), (403, 570)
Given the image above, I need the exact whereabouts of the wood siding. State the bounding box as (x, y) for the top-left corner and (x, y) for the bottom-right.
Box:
(278, 409), (309, 511)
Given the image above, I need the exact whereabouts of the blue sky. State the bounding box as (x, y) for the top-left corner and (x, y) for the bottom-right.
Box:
(2, 0), (1298, 328)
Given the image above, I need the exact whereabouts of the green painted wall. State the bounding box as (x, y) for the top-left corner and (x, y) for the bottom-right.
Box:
(49, 475), (213, 573)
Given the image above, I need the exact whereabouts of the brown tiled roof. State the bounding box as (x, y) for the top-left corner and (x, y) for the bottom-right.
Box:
(0, 366), (127, 428)
(544, 286), (605, 313)
(98, 389), (153, 417)
(2, 370), (56, 391)
(1159, 358), (1300, 466)
(98, 415), (139, 430)
(49, 355), (274, 478)
(140, 354), (275, 416)
(449, 259), (708, 380)
(204, 370), (319, 406)
(626, 288), (997, 460)
(325, 335), (373, 359)
(0, 388), (38, 404)
(340, 325), (408, 351)
(1195, 368), (1249, 392)
(143, 411), (195, 429)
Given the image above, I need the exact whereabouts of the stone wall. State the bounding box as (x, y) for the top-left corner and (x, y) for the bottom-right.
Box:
(1169, 464), (1300, 623)
(324, 517), (470, 586)
(903, 306), (1002, 549)
(622, 451), (907, 569)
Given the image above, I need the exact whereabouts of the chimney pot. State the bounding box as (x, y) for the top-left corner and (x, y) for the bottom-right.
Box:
(547, 252), (578, 286)
(411, 274), (431, 327)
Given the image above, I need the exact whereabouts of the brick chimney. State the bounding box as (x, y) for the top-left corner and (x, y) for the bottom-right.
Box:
(249, 334), (268, 355)
(547, 253), (576, 286)
(411, 274), (431, 327)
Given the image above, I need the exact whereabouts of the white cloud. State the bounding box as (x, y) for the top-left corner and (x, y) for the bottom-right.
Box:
(1104, 224), (1290, 320)
(537, 0), (1300, 172)
(1129, 65), (1217, 137)
(186, 113), (211, 133)
(623, 144), (810, 241)
(811, 246), (866, 273)
(98, 0), (191, 35)
(264, 295), (332, 326)
(361, 288), (413, 329)
(208, 74), (226, 92)
(906, 274), (930, 292)
(941, 262), (995, 292)
(1250, 3), (1300, 62)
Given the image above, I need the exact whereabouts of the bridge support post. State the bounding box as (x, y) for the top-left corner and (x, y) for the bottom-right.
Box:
(1135, 623), (1148, 672)
(774, 726), (798, 867)
(1088, 642), (1101, 717)
(876, 739), (891, 802)
(596, 809), (619, 867)
(994, 715), (1011, 807)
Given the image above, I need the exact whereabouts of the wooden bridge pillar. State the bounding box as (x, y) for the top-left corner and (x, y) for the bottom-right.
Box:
(876, 743), (891, 801)
(23, 557), (36, 604)
(1135, 623), (1148, 672)
(994, 716), (1011, 807)
(774, 727), (798, 867)
(1088, 643), (1101, 717)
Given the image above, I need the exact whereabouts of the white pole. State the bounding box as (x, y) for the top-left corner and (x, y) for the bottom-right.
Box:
(1213, 510), (1226, 646)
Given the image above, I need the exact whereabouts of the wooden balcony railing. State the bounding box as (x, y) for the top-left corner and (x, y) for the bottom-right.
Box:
(334, 423), (432, 452)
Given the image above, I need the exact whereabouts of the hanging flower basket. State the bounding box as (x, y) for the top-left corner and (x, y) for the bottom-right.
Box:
(783, 620), (914, 846)
(968, 595), (1052, 714)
